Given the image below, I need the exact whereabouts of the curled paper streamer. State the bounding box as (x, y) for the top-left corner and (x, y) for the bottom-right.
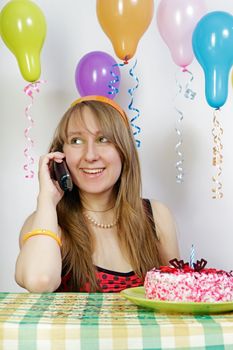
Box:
(174, 70), (184, 183)
(174, 68), (196, 183)
(23, 80), (45, 179)
(182, 68), (196, 100)
(212, 108), (223, 199)
(174, 110), (184, 183)
(128, 59), (140, 148)
(108, 63), (122, 97)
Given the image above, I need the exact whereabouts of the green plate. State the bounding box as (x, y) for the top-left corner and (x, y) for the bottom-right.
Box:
(121, 287), (233, 314)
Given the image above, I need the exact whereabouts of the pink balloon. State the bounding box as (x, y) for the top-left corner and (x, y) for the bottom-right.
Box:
(157, 0), (206, 68)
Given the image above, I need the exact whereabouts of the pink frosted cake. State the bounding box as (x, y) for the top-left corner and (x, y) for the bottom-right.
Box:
(144, 259), (233, 302)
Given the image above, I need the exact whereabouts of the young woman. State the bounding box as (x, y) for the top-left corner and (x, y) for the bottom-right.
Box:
(15, 95), (179, 293)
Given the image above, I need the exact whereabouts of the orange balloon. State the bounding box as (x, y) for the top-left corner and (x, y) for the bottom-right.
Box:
(96, 0), (154, 61)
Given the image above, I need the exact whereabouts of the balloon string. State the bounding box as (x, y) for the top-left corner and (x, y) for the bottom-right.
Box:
(174, 68), (196, 183)
(174, 70), (184, 183)
(108, 63), (123, 97)
(182, 67), (196, 100)
(23, 80), (46, 179)
(212, 108), (223, 199)
(128, 59), (140, 148)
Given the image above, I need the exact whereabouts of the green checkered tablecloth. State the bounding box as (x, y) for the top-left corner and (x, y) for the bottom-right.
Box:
(0, 292), (233, 350)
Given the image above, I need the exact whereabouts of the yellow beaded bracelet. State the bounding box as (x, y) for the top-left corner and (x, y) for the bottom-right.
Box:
(22, 229), (62, 247)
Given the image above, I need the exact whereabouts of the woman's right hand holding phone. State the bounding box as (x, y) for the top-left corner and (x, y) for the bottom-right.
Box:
(38, 152), (65, 206)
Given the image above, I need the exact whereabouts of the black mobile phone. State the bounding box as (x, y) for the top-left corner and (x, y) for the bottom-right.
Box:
(52, 160), (73, 192)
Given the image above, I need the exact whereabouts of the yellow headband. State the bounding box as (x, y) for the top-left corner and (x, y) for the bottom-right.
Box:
(70, 95), (129, 127)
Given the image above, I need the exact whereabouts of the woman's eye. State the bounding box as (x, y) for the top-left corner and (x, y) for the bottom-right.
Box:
(71, 137), (83, 145)
(98, 136), (109, 143)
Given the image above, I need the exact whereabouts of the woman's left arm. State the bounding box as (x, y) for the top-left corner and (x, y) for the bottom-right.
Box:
(150, 199), (180, 264)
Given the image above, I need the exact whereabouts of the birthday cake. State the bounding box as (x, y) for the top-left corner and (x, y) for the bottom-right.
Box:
(144, 259), (233, 302)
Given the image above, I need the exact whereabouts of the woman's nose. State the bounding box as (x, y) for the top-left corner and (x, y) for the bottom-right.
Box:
(84, 141), (100, 162)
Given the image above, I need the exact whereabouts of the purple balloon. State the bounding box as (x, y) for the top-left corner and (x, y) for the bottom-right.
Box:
(75, 51), (120, 99)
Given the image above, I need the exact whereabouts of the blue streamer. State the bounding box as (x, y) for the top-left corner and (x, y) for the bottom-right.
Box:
(108, 63), (123, 97)
(128, 59), (140, 148)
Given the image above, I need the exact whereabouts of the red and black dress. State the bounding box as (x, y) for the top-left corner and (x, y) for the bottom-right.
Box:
(56, 199), (155, 293)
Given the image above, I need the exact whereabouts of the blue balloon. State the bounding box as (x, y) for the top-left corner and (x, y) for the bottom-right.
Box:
(192, 11), (233, 108)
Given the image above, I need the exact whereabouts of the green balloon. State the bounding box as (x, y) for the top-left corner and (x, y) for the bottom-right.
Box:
(0, 0), (46, 82)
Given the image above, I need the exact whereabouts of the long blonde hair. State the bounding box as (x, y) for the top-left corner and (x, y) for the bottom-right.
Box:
(50, 100), (162, 291)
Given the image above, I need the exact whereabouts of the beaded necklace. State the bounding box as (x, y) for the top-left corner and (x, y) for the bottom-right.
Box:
(83, 212), (118, 229)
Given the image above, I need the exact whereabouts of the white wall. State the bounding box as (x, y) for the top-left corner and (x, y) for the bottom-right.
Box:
(0, 0), (233, 292)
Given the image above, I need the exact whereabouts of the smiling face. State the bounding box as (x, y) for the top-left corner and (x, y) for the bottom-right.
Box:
(63, 106), (122, 198)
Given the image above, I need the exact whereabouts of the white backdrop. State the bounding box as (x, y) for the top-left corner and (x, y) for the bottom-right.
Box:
(0, 0), (233, 292)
